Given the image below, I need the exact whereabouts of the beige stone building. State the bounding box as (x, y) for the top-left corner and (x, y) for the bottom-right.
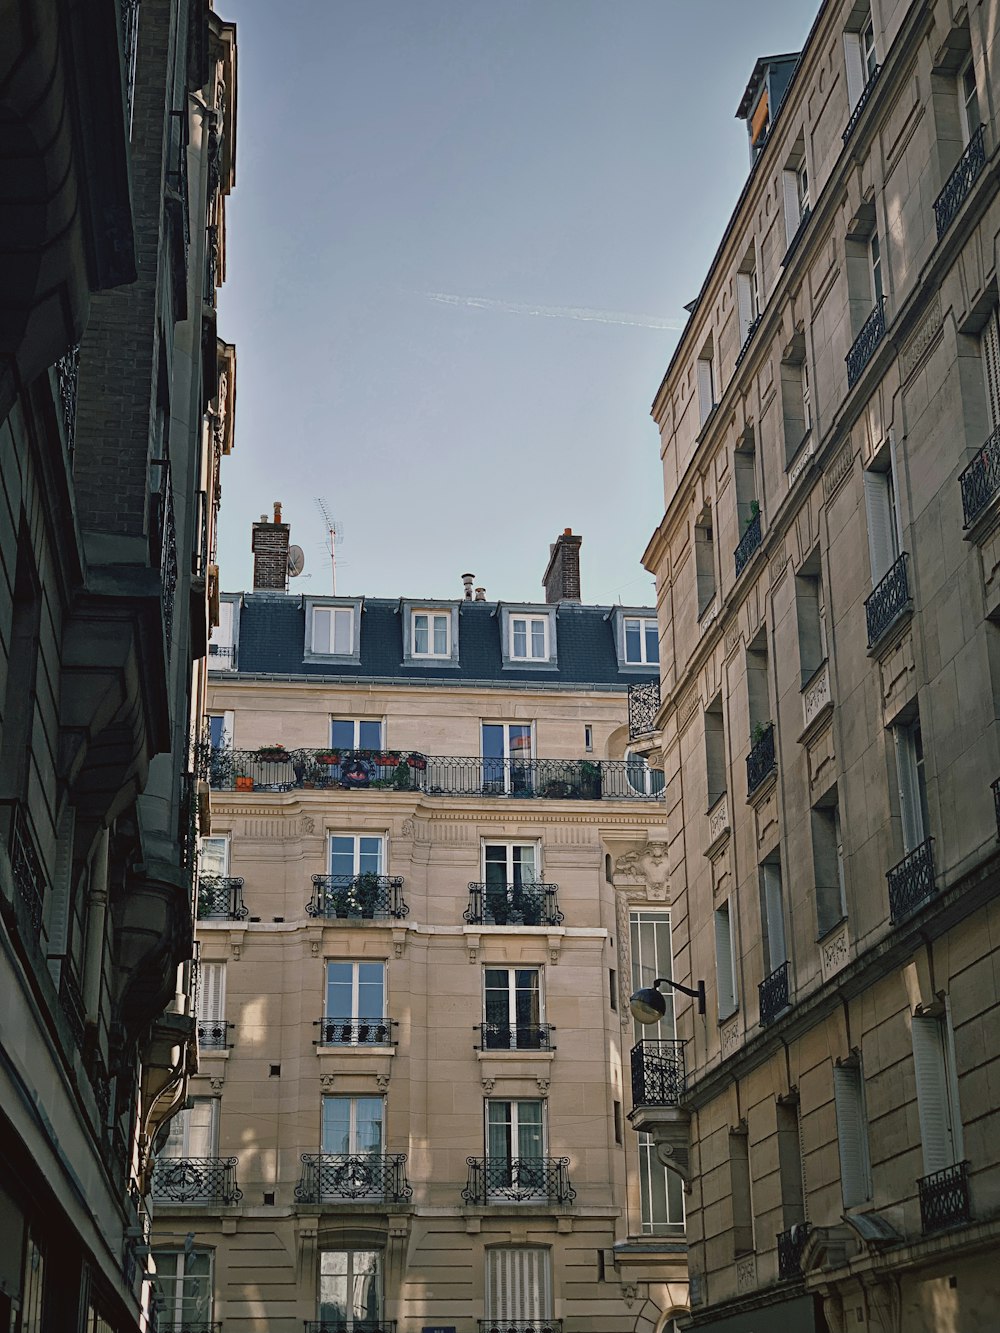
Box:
(150, 525), (689, 1332)
(629, 1), (1000, 1331)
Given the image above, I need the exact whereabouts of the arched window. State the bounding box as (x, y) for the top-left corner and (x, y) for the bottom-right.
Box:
(626, 750), (665, 797)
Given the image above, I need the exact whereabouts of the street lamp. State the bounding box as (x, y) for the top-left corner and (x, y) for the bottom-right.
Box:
(629, 976), (706, 1021)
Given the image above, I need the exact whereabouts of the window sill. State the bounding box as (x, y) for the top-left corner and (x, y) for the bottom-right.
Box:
(316, 1044), (395, 1058)
(476, 1048), (555, 1063)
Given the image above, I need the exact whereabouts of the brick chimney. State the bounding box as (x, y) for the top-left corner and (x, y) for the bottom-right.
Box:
(251, 501), (290, 591)
(542, 528), (582, 603)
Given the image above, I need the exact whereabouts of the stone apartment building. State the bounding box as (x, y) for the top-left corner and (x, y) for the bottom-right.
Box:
(627, 1), (1000, 1331)
(149, 520), (690, 1333)
(0, 2), (236, 1330)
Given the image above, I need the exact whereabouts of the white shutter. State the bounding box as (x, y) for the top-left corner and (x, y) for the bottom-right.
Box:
(844, 31), (865, 108)
(833, 1062), (871, 1206)
(762, 864), (786, 971)
(714, 903), (736, 1016)
(737, 272), (753, 345)
(912, 1015), (955, 1174)
(198, 962), (226, 1023)
(894, 724), (924, 851)
(782, 170), (801, 246)
(981, 310), (1000, 432)
(487, 1248), (550, 1321)
(697, 358), (715, 425)
(863, 470), (895, 583)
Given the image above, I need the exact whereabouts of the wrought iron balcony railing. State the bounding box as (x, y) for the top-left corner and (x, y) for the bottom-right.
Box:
(207, 748), (663, 801)
(734, 509), (763, 578)
(151, 1156), (242, 1205)
(197, 1020), (234, 1050)
(842, 63), (882, 143)
(746, 723), (776, 796)
(314, 1017), (396, 1046)
(55, 343), (80, 458)
(197, 875), (248, 920)
(759, 960), (790, 1026)
(887, 837), (936, 923)
(993, 776), (1000, 839)
(734, 314), (762, 370)
(630, 1039), (686, 1108)
(463, 1157), (575, 1206)
(864, 552), (910, 647)
(476, 1023), (555, 1051)
(207, 642), (236, 668)
(465, 882), (563, 927)
(479, 1323), (562, 1333)
(159, 1325), (222, 1333)
(846, 295), (886, 388)
(304, 1322), (396, 1333)
(58, 960), (87, 1047)
(628, 679), (661, 740)
(959, 426), (1000, 528)
(308, 874), (408, 921)
(934, 125), (986, 239)
(2, 800), (47, 938)
(777, 1224), (810, 1280)
(919, 1160), (971, 1233)
(295, 1153), (412, 1203)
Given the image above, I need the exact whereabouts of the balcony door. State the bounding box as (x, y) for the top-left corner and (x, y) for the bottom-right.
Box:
(486, 1247), (552, 1325)
(152, 1251), (212, 1329)
(329, 835), (383, 878)
(325, 960), (386, 1043)
(487, 1099), (545, 1196)
(319, 1250), (382, 1331)
(163, 1098), (218, 1158)
(483, 843), (540, 924)
(482, 722), (533, 794)
(322, 1096), (384, 1156)
(484, 968), (542, 1049)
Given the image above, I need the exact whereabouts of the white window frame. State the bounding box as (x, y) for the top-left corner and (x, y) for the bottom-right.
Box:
(304, 598), (363, 663)
(844, 15), (874, 110)
(714, 900), (738, 1020)
(485, 1098), (548, 1161)
(499, 605), (557, 668)
(199, 835), (230, 877)
(697, 354), (716, 426)
(197, 961), (227, 1025)
(833, 1058), (873, 1207)
(893, 716), (929, 853)
(325, 959), (387, 1029)
(312, 605), (353, 655)
(623, 616), (659, 665)
(482, 841), (540, 884)
(330, 717), (384, 751)
(760, 861), (787, 974)
(152, 1251), (214, 1330)
(328, 833), (385, 877)
(980, 307), (1000, 432)
(163, 1098), (219, 1158)
(863, 457), (901, 585)
(958, 53), (980, 144)
(510, 614), (549, 661)
(321, 1094), (385, 1155)
(870, 231), (883, 304)
(483, 966), (544, 1045)
(630, 910), (674, 1040)
(637, 1130), (686, 1233)
(319, 1249), (383, 1330)
(410, 609), (451, 658)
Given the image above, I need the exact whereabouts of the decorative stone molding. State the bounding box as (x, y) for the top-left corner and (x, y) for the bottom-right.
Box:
(209, 1075), (224, 1093)
(678, 687), (701, 733)
(616, 891), (633, 1023)
(466, 934), (481, 964)
(819, 922), (850, 982)
(375, 1073), (390, 1093)
(621, 1284), (637, 1309)
(802, 659), (832, 729)
(320, 1073), (336, 1091)
(231, 941), (242, 961)
(806, 721), (836, 795)
(614, 841), (670, 901)
(720, 1014), (741, 1058)
(823, 444), (854, 500)
(900, 294), (942, 383)
(754, 784), (779, 853)
(310, 939), (321, 958)
(481, 1077), (496, 1095)
(392, 929), (407, 959)
(536, 1077), (550, 1096)
(725, 622), (741, 656)
(736, 1255), (757, 1293)
(879, 630), (916, 726)
(707, 792), (730, 851)
(299, 814), (315, 835)
(769, 548), (788, 586)
(787, 438), (816, 489)
(400, 818), (415, 838)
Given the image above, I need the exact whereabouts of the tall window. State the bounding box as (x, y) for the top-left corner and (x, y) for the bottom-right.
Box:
(958, 54), (980, 143)
(737, 254), (760, 347)
(893, 714), (930, 853)
(776, 1098), (806, 1232)
(912, 1009), (964, 1175)
(630, 910), (674, 1039)
(320, 1251), (381, 1331)
(163, 1099), (218, 1158)
(834, 1059), (872, 1206)
(729, 1125), (754, 1255)
(331, 717), (383, 751)
(486, 1249), (552, 1326)
(863, 458), (901, 584)
(705, 695), (727, 807)
(795, 554), (827, 684)
(322, 1096), (384, 1155)
(199, 835), (230, 877)
(714, 901), (738, 1020)
(980, 307), (1000, 432)
(782, 139), (810, 248)
(311, 605), (353, 655)
(870, 231), (883, 304)
(637, 1134), (685, 1234)
(411, 610), (450, 657)
(759, 859), (787, 976)
(197, 961), (227, 1047)
(152, 1252), (212, 1330)
(510, 615), (548, 660)
(844, 11), (877, 108)
(697, 345), (716, 426)
(695, 507), (716, 617)
(811, 795), (847, 936)
(208, 597), (235, 667)
(329, 834), (383, 877)
(487, 1099), (545, 1163)
(780, 337), (811, 464)
(325, 960), (386, 1042)
(484, 967), (543, 1049)
(482, 721), (534, 794)
(484, 842), (538, 887)
(624, 617), (659, 665)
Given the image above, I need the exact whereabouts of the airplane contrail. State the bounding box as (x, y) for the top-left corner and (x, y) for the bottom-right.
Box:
(424, 290), (685, 331)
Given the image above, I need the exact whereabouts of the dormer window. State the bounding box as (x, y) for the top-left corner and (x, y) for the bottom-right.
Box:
(624, 617), (659, 666)
(304, 597), (364, 662)
(511, 615), (548, 661)
(412, 610), (449, 657)
(401, 601), (459, 665)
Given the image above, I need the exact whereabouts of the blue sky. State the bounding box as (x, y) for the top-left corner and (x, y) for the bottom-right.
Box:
(217, 0), (813, 607)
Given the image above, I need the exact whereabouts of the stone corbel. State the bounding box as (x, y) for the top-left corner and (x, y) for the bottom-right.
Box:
(547, 933), (561, 964)
(229, 926), (245, 961)
(481, 1077), (496, 1095)
(375, 1073), (390, 1093)
(209, 1075), (224, 1093)
(392, 928), (407, 959)
(536, 1077), (550, 1096)
(466, 934), (481, 964)
(621, 1284), (637, 1309)
(320, 1073), (336, 1091)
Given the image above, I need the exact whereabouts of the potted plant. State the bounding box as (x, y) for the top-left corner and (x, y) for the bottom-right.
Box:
(351, 871), (384, 918)
(235, 771), (254, 792)
(406, 752), (427, 771)
(256, 743), (288, 763)
(376, 751), (401, 768)
(579, 760), (602, 799)
(315, 750), (341, 766)
(751, 719), (772, 747)
(391, 760), (413, 791)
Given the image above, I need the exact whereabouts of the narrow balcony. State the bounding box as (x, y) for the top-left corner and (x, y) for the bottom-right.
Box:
(294, 1153), (412, 1203)
(463, 1157), (575, 1206)
(734, 508), (763, 578)
(734, 314), (762, 370)
(630, 1039), (686, 1108)
(864, 552), (910, 647)
(842, 64), (882, 143)
(151, 1156), (242, 1206)
(781, 205), (811, 267)
(207, 642), (236, 669)
(305, 1323), (395, 1333)
(758, 961), (790, 1026)
(55, 958), (86, 1048)
(476, 1022), (556, 1051)
(314, 1016), (396, 1046)
(307, 874), (408, 921)
(1, 799), (47, 939)
(160, 1324), (222, 1333)
(919, 1160), (971, 1233)
(197, 1020), (234, 1051)
(197, 875), (248, 921)
(934, 125), (986, 239)
(628, 679), (660, 740)
(846, 296), (886, 388)
(777, 1224), (810, 1280)
(746, 723), (776, 796)
(959, 426), (1000, 528)
(887, 837), (936, 923)
(465, 882), (563, 927)
(480, 1323), (561, 1333)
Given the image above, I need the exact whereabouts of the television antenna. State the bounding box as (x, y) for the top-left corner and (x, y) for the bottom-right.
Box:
(315, 497), (342, 594)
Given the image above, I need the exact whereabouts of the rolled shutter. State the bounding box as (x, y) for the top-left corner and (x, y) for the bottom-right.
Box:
(894, 724), (924, 852)
(487, 1247), (550, 1321)
(762, 864), (786, 971)
(737, 272), (754, 345)
(198, 962), (226, 1023)
(714, 904), (736, 1015)
(697, 358), (715, 425)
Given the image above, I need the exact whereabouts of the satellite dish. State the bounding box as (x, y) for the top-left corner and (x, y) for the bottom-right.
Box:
(287, 544), (305, 577)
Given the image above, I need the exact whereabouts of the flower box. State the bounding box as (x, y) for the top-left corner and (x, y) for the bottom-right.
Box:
(256, 747), (288, 763)
(407, 753), (427, 771)
(235, 775), (254, 792)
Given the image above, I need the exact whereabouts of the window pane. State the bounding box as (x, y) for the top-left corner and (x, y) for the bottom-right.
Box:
(433, 615), (449, 654)
(645, 621), (659, 663)
(414, 614), (428, 654)
(331, 719), (354, 749)
(358, 720), (382, 749)
(625, 619), (642, 662)
(313, 608), (330, 654)
(351, 1251), (381, 1320)
(513, 845), (537, 884)
(332, 608), (352, 653)
(355, 1098), (384, 1153)
(508, 724), (532, 758)
(357, 962), (384, 1018)
(485, 844), (507, 886)
(514, 970), (540, 1027)
(358, 837), (382, 874)
(512, 620), (527, 657)
(488, 1102), (513, 1160)
(321, 1098), (352, 1153)
(530, 619), (546, 657)
(200, 837), (228, 877)
(208, 715), (227, 748)
(330, 836), (355, 877)
(326, 962), (353, 1015)
(517, 1100), (544, 1156)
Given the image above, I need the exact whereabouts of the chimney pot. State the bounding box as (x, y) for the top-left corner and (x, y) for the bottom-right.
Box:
(542, 529), (583, 604)
(274, 501), (282, 523)
(474, 586), (486, 601)
(462, 573), (475, 600)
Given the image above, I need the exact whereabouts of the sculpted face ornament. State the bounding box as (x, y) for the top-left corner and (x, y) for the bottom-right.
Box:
(615, 840), (671, 899)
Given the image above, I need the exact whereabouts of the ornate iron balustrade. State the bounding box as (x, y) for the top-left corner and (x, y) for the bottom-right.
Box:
(887, 837), (936, 923)
(152, 1156), (242, 1205)
(993, 777), (1000, 838)
(934, 125), (986, 239)
(58, 960), (87, 1047)
(205, 224), (219, 307)
(308, 874), (408, 921)
(759, 961), (790, 1026)
(919, 1160), (971, 1233)
(295, 1153), (412, 1203)
(3, 800), (46, 937)
(304, 1323), (395, 1333)
(159, 1325), (221, 1333)
(630, 1039), (686, 1108)
(197, 1021), (233, 1050)
(479, 1323), (562, 1333)
(842, 63), (882, 143)
(197, 875), (248, 920)
(734, 509), (763, 578)
(846, 296), (886, 388)
(463, 1157), (575, 1205)
(734, 315), (762, 371)
(207, 642), (236, 667)
(628, 679), (661, 740)
(55, 344), (80, 458)
(777, 1224), (810, 1280)
(314, 1017), (396, 1046)
(746, 723), (776, 796)
(465, 882), (563, 927)
(959, 426), (1000, 528)
(864, 552), (909, 647)
(476, 1023), (555, 1051)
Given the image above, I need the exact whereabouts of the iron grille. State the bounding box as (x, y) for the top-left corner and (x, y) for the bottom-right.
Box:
(151, 1156), (242, 1205)
(887, 837), (936, 922)
(919, 1160), (971, 1233)
(197, 875), (248, 920)
(308, 874), (408, 920)
(842, 63), (882, 143)
(465, 882), (563, 927)
(476, 1023), (555, 1051)
(777, 1224), (810, 1280)
(627, 679), (661, 742)
(294, 1153), (412, 1203)
(934, 126), (986, 239)
(55, 344), (80, 458)
(479, 1323), (562, 1333)
(746, 723), (776, 796)
(864, 552), (910, 647)
(630, 1039), (686, 1108)
(734, 315), (763, 370)
(197, 1021), (233, 1050)
(58, 960), (87, 1047)
(734, 509), (763, 577)
(959, 427), (1000, 528)
(4, 800), (46, 937)
(314, 1017), (396, 1046)
(846, 296), (886, 388)
(121, 0), (140, 126)
(758, 961), (790, 1026)
(463, 1157), (575, 1205)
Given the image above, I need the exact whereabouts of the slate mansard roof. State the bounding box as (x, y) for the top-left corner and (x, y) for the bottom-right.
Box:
(219, 593), (659, 690)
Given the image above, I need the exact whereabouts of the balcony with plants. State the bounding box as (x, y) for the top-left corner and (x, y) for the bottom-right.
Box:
(464, 881), (563, 927)
(307, 873), (408, 921)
